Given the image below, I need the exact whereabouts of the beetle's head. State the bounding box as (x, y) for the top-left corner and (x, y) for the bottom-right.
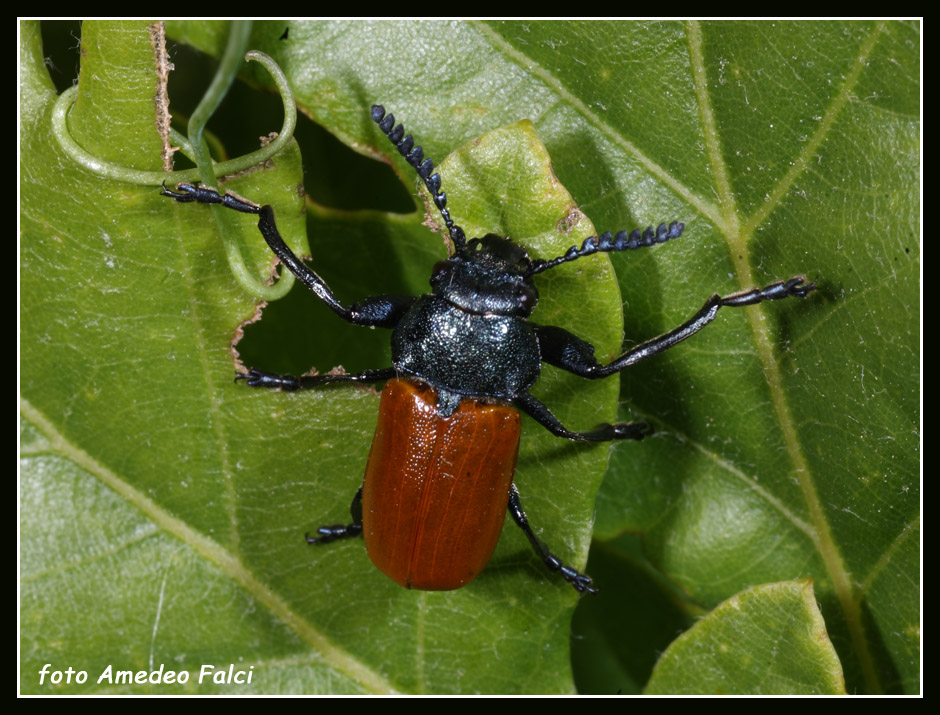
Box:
(430, 234), (539, 318)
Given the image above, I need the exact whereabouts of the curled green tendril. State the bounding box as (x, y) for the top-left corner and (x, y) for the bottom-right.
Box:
(51, 52), (297, 186)
(188, 21), (255, 192)
(182, 40), (297, 300)
(52, 48), (300, 300)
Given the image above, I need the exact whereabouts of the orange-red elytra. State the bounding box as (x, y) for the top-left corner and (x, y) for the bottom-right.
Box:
(363, 379), (520, 590)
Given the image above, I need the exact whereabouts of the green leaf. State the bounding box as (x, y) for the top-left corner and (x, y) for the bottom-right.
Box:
(570, 533), (700, 694)
(583, 21), (920, 695)
(645, 580), (846, 694)
(22, 20), (613, 695)
(22, 20), (920, 695)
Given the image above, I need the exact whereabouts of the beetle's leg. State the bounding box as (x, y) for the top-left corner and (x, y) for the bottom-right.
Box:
(534, 276), (817, 379)
(237, 367), (397, 392)
(512, 392), (651, 442)
(507, 484), (597, 595)
(161, 183), (417, 328)
(306, 486), (364, 544)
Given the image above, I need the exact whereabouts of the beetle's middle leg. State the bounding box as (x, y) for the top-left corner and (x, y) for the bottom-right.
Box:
(507, 484), (597, 594)
(306, 486), (364, 544)
(512, 392), (652, 442)
(236, 367), (397, 392)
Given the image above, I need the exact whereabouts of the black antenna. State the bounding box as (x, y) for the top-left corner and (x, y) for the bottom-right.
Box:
(371, 105), (467, 253)
(525, 221), (685, 277)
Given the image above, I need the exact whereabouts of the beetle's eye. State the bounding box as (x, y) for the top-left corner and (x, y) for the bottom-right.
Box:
(430, 261), (450, 287)
(516, 285), (537, 315)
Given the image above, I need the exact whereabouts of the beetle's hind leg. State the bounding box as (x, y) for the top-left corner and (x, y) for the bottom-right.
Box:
(508, 484), (597, 594)
(306, 487), (364, 544)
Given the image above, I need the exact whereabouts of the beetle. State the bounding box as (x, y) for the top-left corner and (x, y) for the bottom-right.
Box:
(162, 105), (816, 593)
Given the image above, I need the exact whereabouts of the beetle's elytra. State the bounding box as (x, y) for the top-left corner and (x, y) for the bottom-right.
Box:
(364, 379), (520, 590)
(162, 104), (816, 594)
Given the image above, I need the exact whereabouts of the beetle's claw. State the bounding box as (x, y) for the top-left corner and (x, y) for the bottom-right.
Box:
(788, 275), (819, 297)
(306, 526), (341, 544)
(612, 421), (653, 441)
(306, 524), (363, 545)
(159, 181), (197, 201)
(234, 368), (266, 387)
(559, 565), (598, 595)
(235, 368), (300, 390)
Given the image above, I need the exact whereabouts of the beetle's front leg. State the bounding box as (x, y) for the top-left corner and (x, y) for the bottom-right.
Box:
(237, 367), (398, 392)
(306, 487), (364, 544)
(534, 276), (816, 378)
(162, 183), (417, 327)
(507, 484), (597, 594)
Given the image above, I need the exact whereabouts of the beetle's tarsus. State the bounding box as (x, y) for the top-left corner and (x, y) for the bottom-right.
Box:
(307, 486), (364, 545)
(235, 368), (301, 391)
(305, 524), (363, 544)
(161, 181), (261, 214)
(557, 565), (598, 595)
(612, 421), (653, 440)
(720, 275), (818, 307)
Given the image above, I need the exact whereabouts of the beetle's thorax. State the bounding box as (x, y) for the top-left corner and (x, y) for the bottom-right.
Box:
(391, 294), (541, 412)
